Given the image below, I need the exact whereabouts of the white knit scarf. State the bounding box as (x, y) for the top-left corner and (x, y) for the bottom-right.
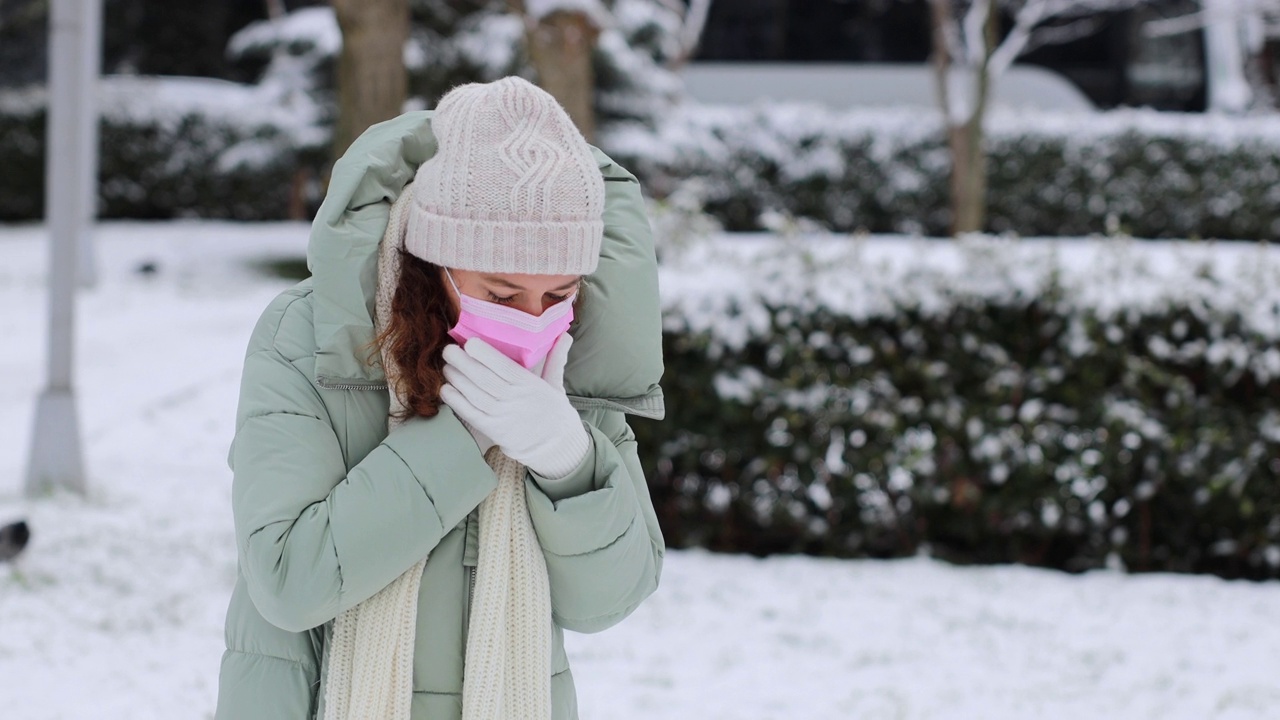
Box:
(322, 190), (553, 720)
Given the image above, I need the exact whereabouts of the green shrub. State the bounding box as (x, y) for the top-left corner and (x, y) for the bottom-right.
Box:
(0, 77), (322, 221)
(635, 236), (1280, 579)
(603, 106), (1280, 240)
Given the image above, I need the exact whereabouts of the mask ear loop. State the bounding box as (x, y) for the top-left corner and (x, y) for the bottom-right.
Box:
(442, 267), (463, 296)
(441, 267), (463, 335)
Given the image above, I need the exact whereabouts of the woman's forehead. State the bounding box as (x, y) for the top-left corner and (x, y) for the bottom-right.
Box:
(457, 269), (581, 292)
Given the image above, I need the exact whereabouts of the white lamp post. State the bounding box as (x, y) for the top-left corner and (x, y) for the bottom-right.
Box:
(25, 0), (102, 497)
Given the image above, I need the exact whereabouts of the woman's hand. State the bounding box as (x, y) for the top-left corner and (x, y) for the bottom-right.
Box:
(441, 334), (590, 479)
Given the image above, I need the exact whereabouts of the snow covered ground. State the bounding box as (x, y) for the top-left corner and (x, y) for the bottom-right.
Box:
(1, 222), (1278, 720)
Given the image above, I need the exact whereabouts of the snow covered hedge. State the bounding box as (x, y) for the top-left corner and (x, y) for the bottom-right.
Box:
(0, 76), (325, 221)
(604, 106), (1280, 241)
(637, 235), (1280, 579)
(231, 1), (682, 130)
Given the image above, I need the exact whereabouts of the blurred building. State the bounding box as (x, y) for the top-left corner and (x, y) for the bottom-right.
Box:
(691, 0), (1212, 112)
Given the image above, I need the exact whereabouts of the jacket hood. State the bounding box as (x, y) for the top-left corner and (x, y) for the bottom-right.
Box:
(306, 111), (664, 419)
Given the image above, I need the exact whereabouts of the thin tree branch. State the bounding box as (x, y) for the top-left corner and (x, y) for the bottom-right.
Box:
(1023, 16), (1106, 55)
(971, 0), (997, 126)
(679, 0), (713, 61)
(1145, 1), (1280, 38)
(666, 0), (715, 69)
(1142, 9), (1207, 37)
(961, 0), (991, 66)
(942, 12), (964, 61)
(930, 0), (958, 123)
(988, 4), (1039, 78)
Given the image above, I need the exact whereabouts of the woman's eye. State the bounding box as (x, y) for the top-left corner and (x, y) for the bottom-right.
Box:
(545, 293), (569, 303)
(487, 292), (516, 304)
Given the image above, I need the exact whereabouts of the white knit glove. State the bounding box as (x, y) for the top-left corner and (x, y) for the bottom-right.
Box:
(460, 419), (496, 457)
(441, 334), (590, 479)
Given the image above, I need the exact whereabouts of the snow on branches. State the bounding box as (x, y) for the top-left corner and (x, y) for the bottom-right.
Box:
(930, 0), (1146, 125)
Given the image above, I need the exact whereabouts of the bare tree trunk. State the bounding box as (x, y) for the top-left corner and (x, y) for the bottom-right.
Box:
(330, 0), (409, 162)
(955, 2), (996, 235)
(931, 0), (995, 236)
(951, 123), (988, 234)
(509, 0), (600, 143)
(929, 0), (962, 235)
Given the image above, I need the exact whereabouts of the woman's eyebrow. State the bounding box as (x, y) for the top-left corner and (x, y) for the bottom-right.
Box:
(551, 278), (583, 292)
(483, 276), (582, 292)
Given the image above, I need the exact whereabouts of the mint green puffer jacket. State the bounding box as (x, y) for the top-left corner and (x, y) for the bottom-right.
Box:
(214, 111), (666, 720)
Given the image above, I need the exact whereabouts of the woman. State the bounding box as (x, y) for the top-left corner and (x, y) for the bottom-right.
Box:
(216, 77), (665, 720)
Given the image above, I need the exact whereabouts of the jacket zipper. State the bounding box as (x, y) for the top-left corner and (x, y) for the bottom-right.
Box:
(468, 566), (477, 618)
(462, 509), (478, 648)
(315, 379), (388, 391)
(462, 566), (476, 646)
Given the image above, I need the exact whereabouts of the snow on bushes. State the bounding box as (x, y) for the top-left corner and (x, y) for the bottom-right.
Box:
(0, 75), (324, 221)
(593, 0), (685, 128)
(637, 234), (1280, 579)
(226, 5), (337, 132)
(0, 2), (697, 222)
(603, 104), (1280, 241)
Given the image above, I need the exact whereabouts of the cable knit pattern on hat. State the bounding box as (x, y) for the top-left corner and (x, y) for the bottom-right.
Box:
(405, 76), (605, 276)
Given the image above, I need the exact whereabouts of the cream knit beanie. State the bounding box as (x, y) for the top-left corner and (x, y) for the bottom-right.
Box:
(406, 76), (606, 276)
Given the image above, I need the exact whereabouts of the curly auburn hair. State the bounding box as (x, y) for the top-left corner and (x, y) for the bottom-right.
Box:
(373, 249), (457, 420)
(372, 250), (587, 421)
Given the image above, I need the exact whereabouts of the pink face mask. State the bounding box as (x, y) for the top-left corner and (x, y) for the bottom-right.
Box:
(444, 269), (576, 370)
